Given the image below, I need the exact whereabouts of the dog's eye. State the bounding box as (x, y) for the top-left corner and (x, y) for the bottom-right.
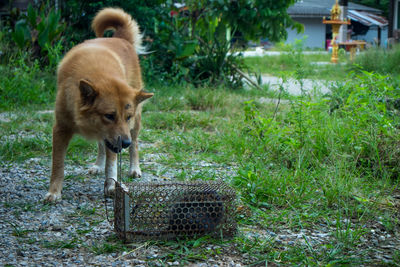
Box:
(126, 115), (132, 121)
(104, 114), (115, 121)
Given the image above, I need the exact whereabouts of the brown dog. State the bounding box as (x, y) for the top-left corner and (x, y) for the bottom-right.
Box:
(44, 8), (153, 202)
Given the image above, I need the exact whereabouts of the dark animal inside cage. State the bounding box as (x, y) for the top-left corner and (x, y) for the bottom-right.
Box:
(168, 190), (224, 233)
(112, 181), (237, 241)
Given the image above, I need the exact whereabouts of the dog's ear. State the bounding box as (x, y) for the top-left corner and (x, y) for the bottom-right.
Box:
(79, 79), (98, 106)
(135, 90), (154, 104)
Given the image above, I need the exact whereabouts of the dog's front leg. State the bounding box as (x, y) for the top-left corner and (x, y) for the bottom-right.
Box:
(129, 113), (142, 178)
(88, 141), (106, 174)
(44, 125), (73, 202)
(104, 148), (117, 196)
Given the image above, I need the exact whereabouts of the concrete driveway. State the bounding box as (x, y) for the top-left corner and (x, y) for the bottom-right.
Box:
(259, 75), (332, 96)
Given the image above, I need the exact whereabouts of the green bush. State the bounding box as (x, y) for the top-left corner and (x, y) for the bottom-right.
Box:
(353, 45), (400, 75)
(235, 70), (400, 208)
(11, 3), (66, 68)
(0, 57), (56, 110)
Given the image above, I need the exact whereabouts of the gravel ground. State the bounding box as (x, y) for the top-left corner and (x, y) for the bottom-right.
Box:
(0, 150), (245, 266)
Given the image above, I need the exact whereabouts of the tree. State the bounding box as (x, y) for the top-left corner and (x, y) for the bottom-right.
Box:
(162, 0), (303, 87)
(61, 0), (301, 87)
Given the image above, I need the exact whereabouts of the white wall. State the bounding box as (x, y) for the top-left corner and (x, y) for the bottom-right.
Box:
(286, 18), (326, 49)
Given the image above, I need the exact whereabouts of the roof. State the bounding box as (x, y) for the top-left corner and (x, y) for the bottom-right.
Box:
(288, 0), (382, 18)
(348, 10), (388, 27)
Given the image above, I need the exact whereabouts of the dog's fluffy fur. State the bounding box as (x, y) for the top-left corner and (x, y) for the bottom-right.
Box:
(44, 8), (153, 202)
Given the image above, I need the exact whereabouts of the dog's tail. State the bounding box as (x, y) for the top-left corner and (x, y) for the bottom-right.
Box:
(91, 8), (144, 54)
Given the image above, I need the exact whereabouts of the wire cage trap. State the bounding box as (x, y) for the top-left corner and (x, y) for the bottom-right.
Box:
(111, 180), (237, 241)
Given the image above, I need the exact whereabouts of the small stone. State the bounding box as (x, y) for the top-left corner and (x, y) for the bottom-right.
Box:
(131, 259), (146, 265)
(51, 225), (62, 231)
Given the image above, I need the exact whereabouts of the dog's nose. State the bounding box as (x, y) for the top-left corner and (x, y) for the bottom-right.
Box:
(121, 139), (131, 148)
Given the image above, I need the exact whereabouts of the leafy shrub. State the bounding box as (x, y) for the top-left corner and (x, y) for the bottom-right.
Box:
(236, 71), (400, 208)
(329, 71), (400, 177)
(0, 57), (56, 110)
(353, 45), (400, 74)
(11, 3), (66, 68)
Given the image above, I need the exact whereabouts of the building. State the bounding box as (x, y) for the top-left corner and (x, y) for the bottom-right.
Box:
(286, 0), (388, 49)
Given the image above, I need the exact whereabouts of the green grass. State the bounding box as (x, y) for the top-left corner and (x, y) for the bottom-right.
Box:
(244, 51), (350, 80)
(0, 58), (56, 111)
(353, 44), (400, 76)
(1, 58), (400, 265)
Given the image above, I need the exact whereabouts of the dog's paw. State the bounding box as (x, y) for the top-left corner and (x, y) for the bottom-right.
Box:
(129, 167), (142, 178)
(104, 178), (116, 197)
(44, 192), (61, 203)
(88, 164), (102, 175)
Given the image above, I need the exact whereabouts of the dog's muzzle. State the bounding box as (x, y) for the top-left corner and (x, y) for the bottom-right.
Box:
(105, 138), (131, 153)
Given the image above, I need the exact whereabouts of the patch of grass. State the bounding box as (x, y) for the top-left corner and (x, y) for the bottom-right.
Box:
(353, 44), (400, 75)
(68, 204), (100, 221)
(183, 87), (228, 111)
(0, 111), (54, 162)
(42, 238), (79, 249)
(4, 201), (51, 214)
(0, 137), (51, 162)
(11, 226), (35, 238)
(244, 51), (350, 80)
(90, 240), (127, 255)
(143, 111), (216, 131)
(0, 58), (56, 111)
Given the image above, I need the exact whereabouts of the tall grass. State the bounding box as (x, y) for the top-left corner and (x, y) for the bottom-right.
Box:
(353, 44), (400, 75)
(234, 70), (400, 213)
(0, 55), (56, 111)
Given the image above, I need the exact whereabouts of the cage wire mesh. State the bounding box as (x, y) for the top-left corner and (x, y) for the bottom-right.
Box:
(112, 180), (237, 241)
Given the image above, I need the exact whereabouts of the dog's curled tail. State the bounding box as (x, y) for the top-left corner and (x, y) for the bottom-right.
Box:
(92, 8), (145, 54)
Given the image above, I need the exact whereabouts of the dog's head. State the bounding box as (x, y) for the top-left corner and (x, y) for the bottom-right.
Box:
(77, 78), (153, 153)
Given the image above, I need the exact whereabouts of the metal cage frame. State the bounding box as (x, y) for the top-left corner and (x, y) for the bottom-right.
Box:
(112, 180), (237, 241)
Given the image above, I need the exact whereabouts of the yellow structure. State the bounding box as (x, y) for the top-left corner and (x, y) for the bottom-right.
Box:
(323, 0), (350, 63)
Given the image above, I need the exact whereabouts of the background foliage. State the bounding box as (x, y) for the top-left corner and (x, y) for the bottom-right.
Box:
(3, 0), (301, 88)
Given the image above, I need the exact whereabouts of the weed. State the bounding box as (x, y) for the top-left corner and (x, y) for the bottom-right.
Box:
(68, 204), (98, 219)
(91, 241), (127, 255)
(0, 58), (56, 111)
(353, 44), (400, 75)
(42, 239), (79, 249)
